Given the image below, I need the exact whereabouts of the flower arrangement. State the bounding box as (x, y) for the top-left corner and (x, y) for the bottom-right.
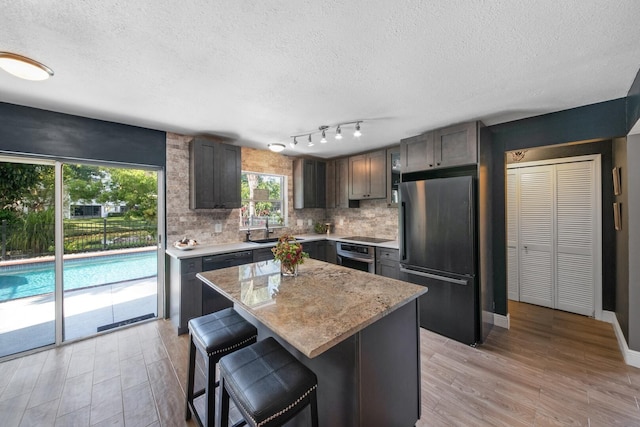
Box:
(271, 234), (309, 276)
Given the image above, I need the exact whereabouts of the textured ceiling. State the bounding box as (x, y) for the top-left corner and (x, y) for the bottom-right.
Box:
(1, 1), (639, 158)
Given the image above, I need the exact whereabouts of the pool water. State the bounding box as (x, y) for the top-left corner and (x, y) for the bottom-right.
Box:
(0, 252), (157, 302)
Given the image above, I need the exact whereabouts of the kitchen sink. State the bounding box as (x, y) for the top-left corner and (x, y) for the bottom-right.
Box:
(247, 237), (302, 244)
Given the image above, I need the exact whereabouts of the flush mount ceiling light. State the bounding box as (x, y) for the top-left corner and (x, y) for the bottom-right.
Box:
(0, 52), (54, 81)
(287, 121), (364, 151)
(268, 143), (286, 153)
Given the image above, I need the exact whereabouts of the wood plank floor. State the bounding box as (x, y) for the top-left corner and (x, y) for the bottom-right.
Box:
(1, 301), (639, 426)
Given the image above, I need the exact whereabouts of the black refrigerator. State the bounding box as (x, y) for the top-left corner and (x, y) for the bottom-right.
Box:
(399, 176), (481, 345)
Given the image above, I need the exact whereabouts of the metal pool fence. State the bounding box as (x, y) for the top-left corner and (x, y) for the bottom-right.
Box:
(1, 219), (157, 260)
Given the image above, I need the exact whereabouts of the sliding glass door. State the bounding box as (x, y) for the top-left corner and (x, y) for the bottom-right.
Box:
(0, 156), (163, 358)
(0, 158), (57, 357)
(62, 164), (159, 341)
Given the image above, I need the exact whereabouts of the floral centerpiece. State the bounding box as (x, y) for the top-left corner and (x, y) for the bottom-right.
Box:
(271, 234), (309, 276)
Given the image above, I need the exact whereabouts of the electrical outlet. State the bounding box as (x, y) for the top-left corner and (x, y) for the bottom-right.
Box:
(296, 219), (303, 227)
(307, 219), (312, 226)
(214, 223), (222, 233)
(339, 218), (344, 226)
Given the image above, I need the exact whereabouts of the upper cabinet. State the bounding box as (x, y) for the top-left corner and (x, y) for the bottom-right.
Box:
(294, 158), (326, 209)
(401, 121), (480, 173)
(387, 147), (400, 207)
(326, 157), (352, 208)
(349, 150), (386, 200)
(190, 137), (241, 209)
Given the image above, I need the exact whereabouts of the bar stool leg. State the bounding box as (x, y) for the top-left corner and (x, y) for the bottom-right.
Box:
(218, 376), (230, 427)
(206, 354), (217, 427)
(185, 335), (197, 420)
(309, 388), (319, 427)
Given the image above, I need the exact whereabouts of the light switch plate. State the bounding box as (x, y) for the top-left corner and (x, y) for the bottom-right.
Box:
(307, 219), (313, 226)
(214, 223), (222, 233)
(339, 218), (344, 226)
(296, 219), (303, 227)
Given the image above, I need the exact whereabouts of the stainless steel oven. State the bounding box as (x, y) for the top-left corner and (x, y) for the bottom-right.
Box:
(336, 242), (375, 273)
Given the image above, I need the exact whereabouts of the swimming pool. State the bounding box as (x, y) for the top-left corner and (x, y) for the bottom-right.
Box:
(0, 251), (157, 302)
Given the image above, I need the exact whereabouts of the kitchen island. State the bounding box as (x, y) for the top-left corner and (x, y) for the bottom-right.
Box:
(197, 259), (427, 427)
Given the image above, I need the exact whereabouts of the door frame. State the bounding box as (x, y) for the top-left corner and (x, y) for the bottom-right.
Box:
(506, 154), (602, 320)
(0, 154), (165, 356)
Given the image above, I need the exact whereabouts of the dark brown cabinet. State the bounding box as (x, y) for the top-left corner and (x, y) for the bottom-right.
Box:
(387, 147), (401, 207)
(400, 121), (479, 173)
(348, 150), (386, 200)
(189, 137), (241, 209)
(294, 158), (326, 209)
(169, 256), (203, 335)
(376, 247), (399, 279)
(326, 157), (355, 208)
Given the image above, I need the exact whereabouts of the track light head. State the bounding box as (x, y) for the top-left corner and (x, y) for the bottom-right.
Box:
(308, 134), (314, 146)
(320, 130), (327, 143)
(353, 122), (362, 138)
(335, 126), (343, 140)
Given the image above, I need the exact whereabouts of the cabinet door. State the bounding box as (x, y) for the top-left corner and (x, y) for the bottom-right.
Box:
(326, 160), (336, 208)
(181, 273), (203, 328)
(401, 132), (434, 173)
(316, 161), (326, 208)
(336, 157), (350, 207)
(215, 143), (241, 208)
(303, 159), (317, 208)
(387, 148), (401, 206)
(377, 260), (400, 279)
(349, 154), (369, 199)
(368, 150), (386, 199)
(190, 138), (216, 209)
(433, 122), (477, 168)
(326, 241), (337, 264)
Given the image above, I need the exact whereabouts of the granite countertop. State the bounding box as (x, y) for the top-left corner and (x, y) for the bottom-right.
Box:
(166, 234), (399, 259)
(196, 259), (426, 358)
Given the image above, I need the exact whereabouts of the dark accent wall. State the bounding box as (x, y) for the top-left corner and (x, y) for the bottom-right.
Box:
(489, 98), (628, 315)
(627, 68), (640, 132)
(506, 141), (615, 311)
(0, 102), (166, 167)
(613, 138), (629, 342)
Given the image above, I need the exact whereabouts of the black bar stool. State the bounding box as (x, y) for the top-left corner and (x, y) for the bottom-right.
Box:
(217, 337), (319, 427)
(185, 308), (258, 427)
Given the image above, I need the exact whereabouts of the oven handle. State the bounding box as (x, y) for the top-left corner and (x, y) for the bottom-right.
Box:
(336, 252), (375, 264)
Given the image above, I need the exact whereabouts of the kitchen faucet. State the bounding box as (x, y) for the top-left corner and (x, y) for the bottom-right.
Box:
(265, 217), (274, 238)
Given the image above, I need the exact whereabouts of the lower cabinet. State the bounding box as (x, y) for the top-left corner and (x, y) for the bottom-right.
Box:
(252, 247), (274, 262)
(326, 240), (337, 264)
(169, 251), (253, 335)
(376, 247), (400, 279)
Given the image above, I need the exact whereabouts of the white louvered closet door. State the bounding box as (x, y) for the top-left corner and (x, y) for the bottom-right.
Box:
(518, 166), (554, 308)
(507, 171), (519, 300)
(555, 162), (596, 316)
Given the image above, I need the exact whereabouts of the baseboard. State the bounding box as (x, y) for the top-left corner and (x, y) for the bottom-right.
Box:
(493, 312), (510, 329)
(603, 310), (640, 369)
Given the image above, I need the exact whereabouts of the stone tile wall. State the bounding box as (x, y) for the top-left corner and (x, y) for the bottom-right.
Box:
(166, 133), (327, 246)
(326, 200), (398, 240)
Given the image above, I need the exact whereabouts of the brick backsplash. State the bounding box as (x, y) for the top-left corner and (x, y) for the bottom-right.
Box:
(166, 134), (327, 246)
(327, 200), (398, 240)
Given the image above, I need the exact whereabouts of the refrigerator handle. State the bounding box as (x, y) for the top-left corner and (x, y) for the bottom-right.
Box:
(399, 267), (468, 286)
(400, 201), (407, 260)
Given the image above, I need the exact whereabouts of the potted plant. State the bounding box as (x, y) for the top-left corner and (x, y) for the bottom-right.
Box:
(271, 234), (309, 276)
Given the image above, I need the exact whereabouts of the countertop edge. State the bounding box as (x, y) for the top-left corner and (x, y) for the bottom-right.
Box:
(167, 234), (399, 259)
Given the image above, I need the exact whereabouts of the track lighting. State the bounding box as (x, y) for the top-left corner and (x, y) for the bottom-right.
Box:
(285, 120), (364, 151)
(354, 122), (362, 138)
(0, 52), (54, 81)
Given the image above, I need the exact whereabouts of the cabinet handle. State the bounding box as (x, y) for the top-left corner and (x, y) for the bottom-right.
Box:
(429, 164), (433, 167)
(436, 162), (441, 166)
